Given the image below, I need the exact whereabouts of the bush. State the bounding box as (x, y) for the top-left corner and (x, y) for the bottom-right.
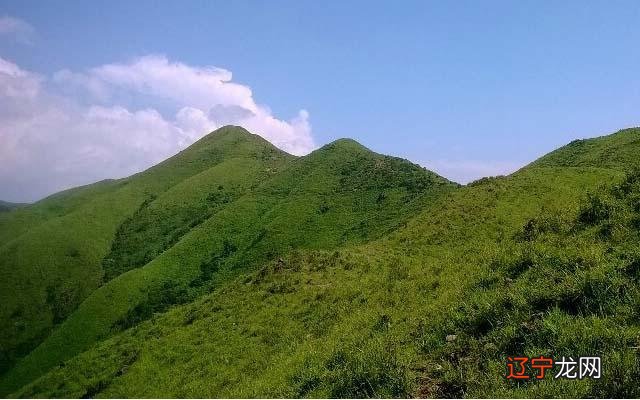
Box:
(579, 193), (614, 225)
(112, 282), (190, 331)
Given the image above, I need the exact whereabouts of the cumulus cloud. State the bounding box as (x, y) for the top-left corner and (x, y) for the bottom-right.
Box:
(0, 55), (315, 202)
(0, 15), (35, 44)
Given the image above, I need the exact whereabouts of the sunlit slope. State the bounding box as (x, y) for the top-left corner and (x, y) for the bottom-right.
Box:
(0, 126), (291, 376)
(530, 127), (640, 169)
(9, 128), (638, 397)
(9, 165), (624, 398)
(0, 137), (455, 395)
(0, 180), (120, 245)
(102, 135), (292, 281)
(8, 128), (639, 398)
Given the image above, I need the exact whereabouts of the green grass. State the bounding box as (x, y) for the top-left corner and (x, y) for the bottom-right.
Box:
(529, 127), (640, 169)
(10, 166), (627, 398)
(0, 126), (293, 375)
(102, 147), (291, 281)
(2, 126), (640, 398)
(0, 130), (454, 395)
(0, 180), (118, 245)
(415, 167), (640, 397)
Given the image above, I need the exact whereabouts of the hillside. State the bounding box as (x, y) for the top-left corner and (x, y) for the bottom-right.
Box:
(530, 127), (640, 169)
(0, 126), (294, 375)
(0, 129), (455, 395)
(2, 127), (639, 398)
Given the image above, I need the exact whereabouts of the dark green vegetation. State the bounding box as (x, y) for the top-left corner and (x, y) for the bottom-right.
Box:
(0, 201), (27, 213)
(1, 126), (640, 398)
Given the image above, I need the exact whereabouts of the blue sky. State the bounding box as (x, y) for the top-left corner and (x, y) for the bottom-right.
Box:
(1, 1), (639, 201)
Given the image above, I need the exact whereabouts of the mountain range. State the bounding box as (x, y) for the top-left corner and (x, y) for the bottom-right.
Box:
(1, 126), (639, 398)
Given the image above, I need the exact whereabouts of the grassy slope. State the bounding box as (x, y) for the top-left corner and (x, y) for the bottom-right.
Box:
(530, 127), (640, 169)
(9, 168), (619, 398)
(9, 128), (639, 398)
(419, 168), (640, 398)
(0, 137), (455, 395)
(0, 126), (291, 376)
(0, 181), (118, 245)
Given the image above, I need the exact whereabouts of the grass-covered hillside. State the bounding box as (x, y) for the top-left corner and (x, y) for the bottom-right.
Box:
(0, 126), (293, 376)
(1, 127), (639, 398)
(530, 127), (640, 169)
(0, 127), (455, 395)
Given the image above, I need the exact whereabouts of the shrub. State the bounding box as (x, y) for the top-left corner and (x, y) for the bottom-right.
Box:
(112, 282), (190, 331)
(578, 193), (614, 225)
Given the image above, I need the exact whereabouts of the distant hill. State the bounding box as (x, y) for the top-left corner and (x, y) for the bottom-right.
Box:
(0, 201), (27, 213)
(2, 127), (640, 398)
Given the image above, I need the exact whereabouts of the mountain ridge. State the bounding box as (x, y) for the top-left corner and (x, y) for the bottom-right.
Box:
(2, 126), (640, 398)
(527, 127), (640, 170)
(0, 126), (456, 394)
(0, 126), (295, 377)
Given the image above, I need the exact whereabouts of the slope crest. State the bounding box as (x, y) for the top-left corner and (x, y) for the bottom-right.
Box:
(529, 127), (640, 169)
(0, 136), (455, 394)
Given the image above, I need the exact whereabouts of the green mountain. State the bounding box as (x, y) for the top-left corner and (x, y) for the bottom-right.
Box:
(0, 201), (27, 213)
(0, 126), (455, 395)
(530, 127), (640, 169)
(0, 126), (293, 375)
(1, 127), (639, 398)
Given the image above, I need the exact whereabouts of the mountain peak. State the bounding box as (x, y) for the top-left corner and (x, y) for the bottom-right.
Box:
(314, 138), (370, 155)
(183, 125), (290, 158)
(209, 124), (252, 137)
(199, 125), (260, 143)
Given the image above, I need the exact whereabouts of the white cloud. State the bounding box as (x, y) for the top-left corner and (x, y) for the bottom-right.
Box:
(423, 159), (523, 184)
(0, 15), (35, 44)
(90, 55), (253, 111)
(0, 56), (316, 202)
